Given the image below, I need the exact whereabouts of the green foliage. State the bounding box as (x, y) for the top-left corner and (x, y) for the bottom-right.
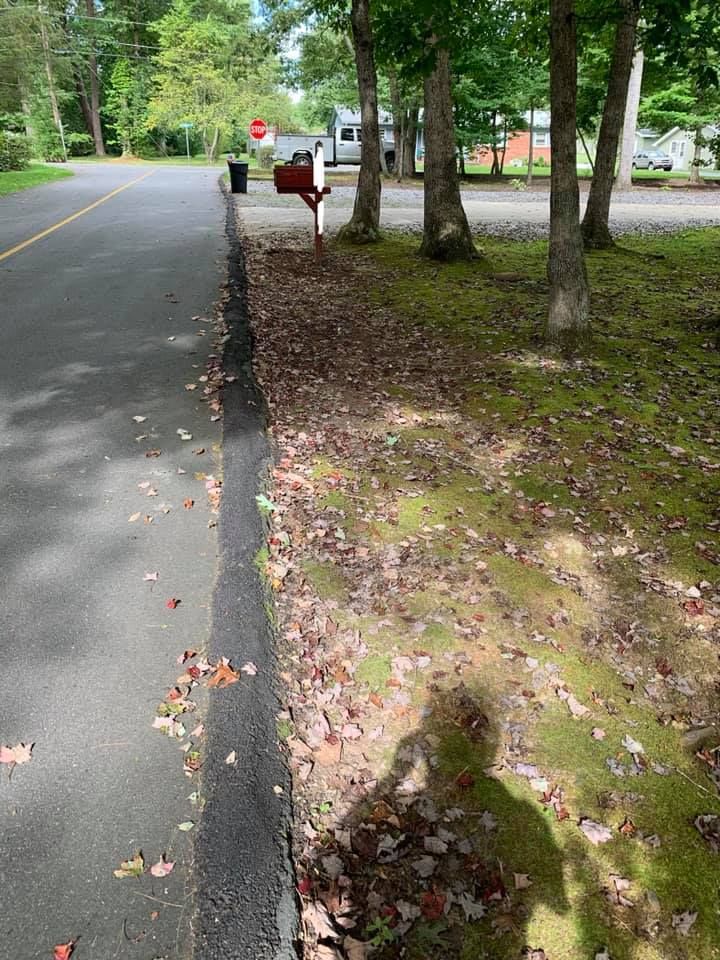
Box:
(105, 58), (151, 157)
(640, 80), (719, 136)
(257, 145), (275, 168)
(64, 131), (94, 156)
(0, 131), (31, 171)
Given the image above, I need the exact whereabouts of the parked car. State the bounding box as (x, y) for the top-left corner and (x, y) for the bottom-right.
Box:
(632, 149), (673, 171)
(274, 127), (395, 170)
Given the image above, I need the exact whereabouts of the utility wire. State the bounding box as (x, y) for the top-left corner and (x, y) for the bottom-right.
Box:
(0, 7), (161, 28)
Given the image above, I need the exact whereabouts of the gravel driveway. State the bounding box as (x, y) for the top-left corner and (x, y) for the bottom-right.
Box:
(235, 179), (720, 240)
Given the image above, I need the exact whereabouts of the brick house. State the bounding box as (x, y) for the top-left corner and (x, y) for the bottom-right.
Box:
(472, 110), (552, 166)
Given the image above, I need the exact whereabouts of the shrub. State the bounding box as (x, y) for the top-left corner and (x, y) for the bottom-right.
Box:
(0, 131), (31, 171)
(257, 145), (275, 169)
(509, 177), (527, 191)
(65, 131), (94, 156)
(533, 155), (548, 168)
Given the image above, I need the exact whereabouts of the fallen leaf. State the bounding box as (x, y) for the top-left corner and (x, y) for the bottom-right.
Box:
(621, 734), (645, 755)
(207, 659), (239, 688)
(177, 821), (194, 832)
(240, 661), (258, 676)
(150, 856), (175, 878)
(113, 851), (144, 878)
(145, 449), (161, 458)
(185, 383), (197, 391)
(225, 750), (237, 765)
(0, 742), (33, 765)
(579, 818), (613, 846)
(455, 770), (475, 789)
(420, 891), (446, 921)
(143, 571), (159, 583)
(53, 940), (77, 960)
(166, 598), (181, 609)
(132, 416), (147, 423)
(183, 498), (194, 510)
(672, 910), (698, 936)
(410, 855), (437, 878)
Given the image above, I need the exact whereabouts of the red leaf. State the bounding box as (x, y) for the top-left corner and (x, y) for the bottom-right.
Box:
(166, 598), (181, 609)
(53, 940), (77, 960)
(421, 892), (446, 921)
(455, 770), (475, 789)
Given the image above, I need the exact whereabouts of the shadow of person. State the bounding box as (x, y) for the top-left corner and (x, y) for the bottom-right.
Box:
(305, 687), (570, 960)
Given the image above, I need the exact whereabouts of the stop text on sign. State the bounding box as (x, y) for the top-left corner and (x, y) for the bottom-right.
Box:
(249, 118), (268, 141)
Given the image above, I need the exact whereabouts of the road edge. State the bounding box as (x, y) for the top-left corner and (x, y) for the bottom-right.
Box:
(193, 179), (298, 960)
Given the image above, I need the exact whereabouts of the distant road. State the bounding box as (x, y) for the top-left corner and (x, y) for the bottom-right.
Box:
(234, 177), (720, 237)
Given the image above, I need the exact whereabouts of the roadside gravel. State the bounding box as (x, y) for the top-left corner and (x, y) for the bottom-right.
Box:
(236, 180), (720, 239)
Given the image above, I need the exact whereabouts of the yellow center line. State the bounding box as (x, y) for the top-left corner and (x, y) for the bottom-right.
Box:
(0, 170), (155, 264)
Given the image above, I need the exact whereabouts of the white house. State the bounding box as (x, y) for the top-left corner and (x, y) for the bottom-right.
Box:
(652, 125), (718, 171)
(631, 124), (718, 171)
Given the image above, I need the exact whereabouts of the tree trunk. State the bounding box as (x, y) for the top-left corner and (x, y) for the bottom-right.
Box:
(577, 126), (595, 175)
(337, 0), (382, 244)
(74, 69), (94, 140)
(85, 0), (106, 155)
(403, 104), (418, 177)
(581, 0), (640, 249)
(389, 69), (404, 181)
(38, 0), (67, 161)
(208, 126), (220, 162)
(499, 118), (508, 174)
(689, 126), (703, 184)
(490, 110), (500, 176)
(616, 46), (644, 190)
(18, 82), (34, 141)
(546, 0), (590, 352)
(527, 103), (535, 187)
(419, 46), (476, 261)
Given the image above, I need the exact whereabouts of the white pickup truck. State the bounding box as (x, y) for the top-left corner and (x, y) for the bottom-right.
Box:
(274, 127), (395, 169)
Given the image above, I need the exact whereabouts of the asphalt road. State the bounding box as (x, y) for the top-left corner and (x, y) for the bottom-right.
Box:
(0, 163), (240, 958)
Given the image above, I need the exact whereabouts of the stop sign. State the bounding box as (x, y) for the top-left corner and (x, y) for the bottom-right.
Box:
(249, 118), (268, 141)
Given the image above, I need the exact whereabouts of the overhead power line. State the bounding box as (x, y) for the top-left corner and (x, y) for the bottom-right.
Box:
(0, 6), (161, 28)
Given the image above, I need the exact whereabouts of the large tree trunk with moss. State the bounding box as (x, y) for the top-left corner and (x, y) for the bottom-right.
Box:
(85, 0), (106, 156)
(338, 0), (381, 244)
(419, 46), (476, 261)
(581, 0), (640, 249)
(616, 47), (643, 191)
(546, 0), (590, 352)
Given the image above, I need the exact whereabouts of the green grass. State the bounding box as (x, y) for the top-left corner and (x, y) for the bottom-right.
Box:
(267, 226), (720, 960)
(0, 163), (73, 196)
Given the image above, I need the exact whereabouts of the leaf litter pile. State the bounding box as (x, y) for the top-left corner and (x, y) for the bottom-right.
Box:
(245, 227), (720, 960)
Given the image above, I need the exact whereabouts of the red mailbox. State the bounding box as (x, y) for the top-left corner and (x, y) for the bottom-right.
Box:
(273, 164), (314, 193)
(272, 159), (331, 264)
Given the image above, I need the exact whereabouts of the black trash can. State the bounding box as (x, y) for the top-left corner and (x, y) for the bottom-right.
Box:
(227, 159), (249, 194)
